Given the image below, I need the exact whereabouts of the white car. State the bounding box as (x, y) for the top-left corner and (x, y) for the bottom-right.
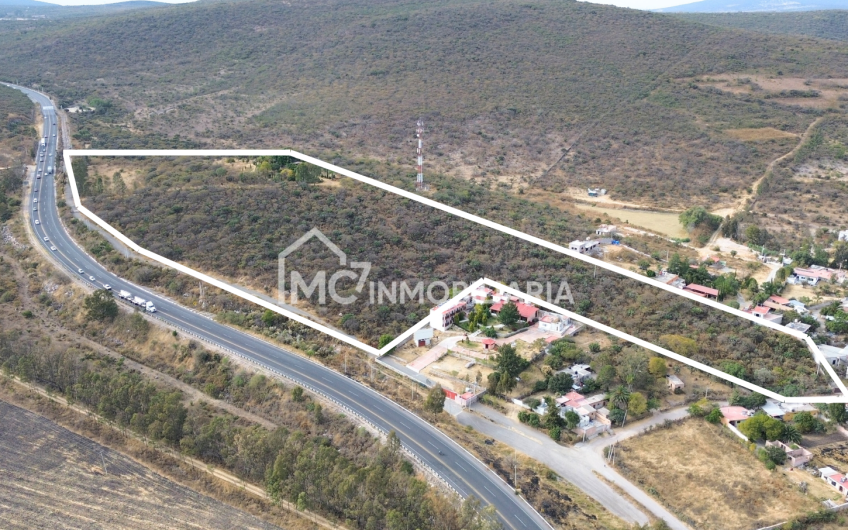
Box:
(102, 284), (112, 290)
(34, 220), (40, 225)
(50, 246), (56, 251)
(88, 275), (96, 281)
(78, 268), (84, 274)
(43, 236), (49, 242)
(33, 198), (37, 203)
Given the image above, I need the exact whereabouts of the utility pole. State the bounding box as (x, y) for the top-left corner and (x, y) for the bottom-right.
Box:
(415, 119), (425, 191)
(100, 451), (108, 475)
(199, 282), (205, 310)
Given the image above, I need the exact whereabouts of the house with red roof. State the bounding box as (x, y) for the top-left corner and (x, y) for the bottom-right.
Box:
(683, 284), (719, 300)
(429, 297), (471, 331)
(747, 305), (784, 325)
(819, 467), (848, 499)
(490, 300), (539, 324)
(481, 338), (497, 351)
(719, 406), (753, 427)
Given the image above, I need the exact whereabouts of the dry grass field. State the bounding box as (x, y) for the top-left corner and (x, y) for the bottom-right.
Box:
(0, 399), (281, 530)
(615, 418), (822, 530)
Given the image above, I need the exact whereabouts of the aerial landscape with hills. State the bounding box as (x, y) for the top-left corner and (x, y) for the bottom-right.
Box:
(2, 1), (848, 529)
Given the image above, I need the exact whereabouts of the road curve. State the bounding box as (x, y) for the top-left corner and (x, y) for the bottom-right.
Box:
(4, 83), (552, 530)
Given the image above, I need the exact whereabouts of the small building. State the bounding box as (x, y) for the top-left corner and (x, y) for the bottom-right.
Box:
(788, 299), (808, 314)
(765, 440), (812, 468)
(655, 271), (686, 289)
(786, 320), (812, 334)
(471, 286), (494, 305)
(819, 467), (848, 499)
(749, 305), (784, 325)
(490, 300), (539, 323)
(667, 374), (684, 392)
(538, 312), (570, 334)
(569, 239), (600, 255)
(595, 224), (617, 237)
(414, 328), (434, 347)
(683, 284), (719, 300)
(761, 400), (818, 421)
(481, 338), (497, 351)
(720, 406), (753, 427)
(562, 364), (594, 386)
(429, 298), (471, 331)
(791, 266), (845, 286)
(819, 344), (848, 368)
(587, 188), (605, 197)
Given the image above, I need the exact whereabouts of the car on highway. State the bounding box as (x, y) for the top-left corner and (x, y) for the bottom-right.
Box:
(33, 198), (37, 203)
(88, 275), (96, 282)
(33, 188), (38, 192)
(102, 284), (112, 290)
(77, 268), (84, 274)
(43, 236), (49, 242)
(50, 246), (57, 251)
(52, 133), (56, 137)
(34, 220), (40, 225)
(33, 206), (37, 211)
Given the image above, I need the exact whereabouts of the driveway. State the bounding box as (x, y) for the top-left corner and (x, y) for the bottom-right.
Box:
(458, 404), (691, 530)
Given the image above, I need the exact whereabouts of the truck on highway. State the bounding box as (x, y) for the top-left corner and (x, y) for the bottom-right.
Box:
(130, 295), (157, 313)
(47, 165), (53, 175)
(118, 290), (132, 300)
(39, 138), (46, 148)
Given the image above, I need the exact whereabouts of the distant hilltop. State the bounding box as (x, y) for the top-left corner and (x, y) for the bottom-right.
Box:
(656, 0), (848, 12)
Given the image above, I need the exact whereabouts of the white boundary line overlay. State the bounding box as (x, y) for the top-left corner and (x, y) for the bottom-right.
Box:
(63, 149), (848, 403)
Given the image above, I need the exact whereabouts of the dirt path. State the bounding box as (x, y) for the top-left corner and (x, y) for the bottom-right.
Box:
(705, 116), (825, 248)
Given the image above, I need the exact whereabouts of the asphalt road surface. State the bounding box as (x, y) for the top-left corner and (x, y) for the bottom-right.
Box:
(4, 83), (551, 530)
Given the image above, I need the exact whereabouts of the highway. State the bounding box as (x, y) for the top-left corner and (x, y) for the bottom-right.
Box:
(4, 83), (552, 530)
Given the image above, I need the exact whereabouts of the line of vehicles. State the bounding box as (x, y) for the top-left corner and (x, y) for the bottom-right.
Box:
(118, 289), (157, 313)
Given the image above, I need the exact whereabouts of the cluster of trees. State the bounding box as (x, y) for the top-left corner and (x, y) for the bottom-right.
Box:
(0, 330), (502, 530)
(821, 301), (848, 334)
(679, 207), (723, 245)
(486, 344), (529, 396)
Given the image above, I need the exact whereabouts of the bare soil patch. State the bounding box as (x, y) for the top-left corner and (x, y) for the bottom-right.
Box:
(615, 418), (821, 530)
(0, 398), (282, 530)
(725, 128), (798, 141)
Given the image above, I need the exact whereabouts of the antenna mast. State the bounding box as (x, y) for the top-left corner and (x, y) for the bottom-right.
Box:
(416, 119), (425, 190)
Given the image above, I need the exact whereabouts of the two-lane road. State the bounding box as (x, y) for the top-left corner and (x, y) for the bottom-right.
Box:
(4, 83), (551, 530)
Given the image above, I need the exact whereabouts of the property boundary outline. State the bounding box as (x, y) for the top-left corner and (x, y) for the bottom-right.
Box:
(63, 149), (848, 403)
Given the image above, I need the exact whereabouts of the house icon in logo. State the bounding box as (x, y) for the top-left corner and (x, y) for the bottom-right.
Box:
(278, 228), (370, 305)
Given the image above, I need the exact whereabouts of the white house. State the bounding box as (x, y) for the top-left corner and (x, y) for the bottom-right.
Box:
(569, 239), (600, 254)
(538, 311), (570, 334)
(595, 224), (617, 237)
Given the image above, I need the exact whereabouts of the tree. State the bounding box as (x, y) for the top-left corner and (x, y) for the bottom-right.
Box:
(746, 225), (768, 246)
(378, 334), (393, 349)
(261, 309), (277, 328)
(781, 424), (802, 444)
(828, 403), (848, 424)
(793, 411), (817, 434)
(763, 445), (786, 466)
(498, 302), (519, 327)
(564, 410), (580, 430)
(293, 162), (321, 186)
(84, 289), (118, 322)
(628, 392), (647, 416)
(705, 408), (723, 424)
(609, 385), (631, 410)
(679, 206), (721, 232)
(648, 357), (667, 378)
(739, 413), (785, 441)
(495, 343), (529, 378)
(425, 385), (446, 422)
(291, 386), (304, 402)
(547, 372), (574, 395)
(549, 426), (561, 441)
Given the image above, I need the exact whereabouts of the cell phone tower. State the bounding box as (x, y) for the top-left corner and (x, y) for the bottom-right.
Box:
(415, 119), (425, 190)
